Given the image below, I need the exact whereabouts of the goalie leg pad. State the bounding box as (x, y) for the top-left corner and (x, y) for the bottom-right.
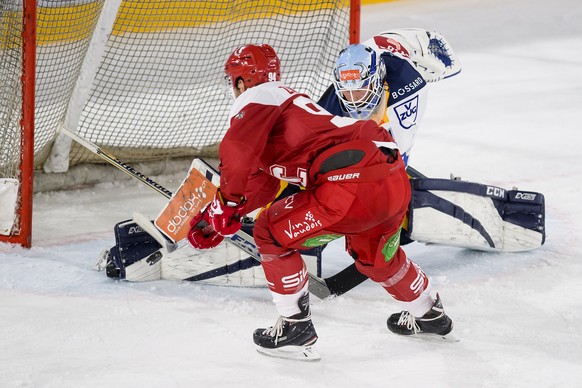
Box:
(103, 218), (323, 285)
(408, 178), (545, 252)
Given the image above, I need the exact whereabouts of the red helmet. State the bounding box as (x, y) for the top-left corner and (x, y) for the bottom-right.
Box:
(224, 44), (281, 91)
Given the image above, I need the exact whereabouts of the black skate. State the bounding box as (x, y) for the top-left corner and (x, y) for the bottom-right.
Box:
(387, 294), (458, 341)
(253, 293), (320, 361)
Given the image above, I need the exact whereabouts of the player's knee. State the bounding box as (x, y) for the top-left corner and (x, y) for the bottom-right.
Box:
(253, 214), (288, 256)
(351, 232), (405, 282)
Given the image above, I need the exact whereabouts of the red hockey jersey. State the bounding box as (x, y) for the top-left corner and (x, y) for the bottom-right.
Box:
(218, 81), (397, 212)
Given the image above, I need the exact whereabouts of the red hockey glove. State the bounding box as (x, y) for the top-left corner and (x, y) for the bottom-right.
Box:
(187, 211), (224, 249)
(207, 190), (244, 236)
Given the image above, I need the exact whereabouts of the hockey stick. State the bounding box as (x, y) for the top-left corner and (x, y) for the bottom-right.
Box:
(407, 165), (426, 179)
(62, 128), (335, 298)
(60, 127), (173, 198)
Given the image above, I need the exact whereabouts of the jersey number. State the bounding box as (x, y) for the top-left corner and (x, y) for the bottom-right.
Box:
(270, 165), (308, 188)
(268, 96), (357, 187)
(293, 96), (357, 128)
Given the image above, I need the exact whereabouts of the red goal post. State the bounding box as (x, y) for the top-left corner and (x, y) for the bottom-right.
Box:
(0, 0), (360, 247)
(0, 0), (35, 247)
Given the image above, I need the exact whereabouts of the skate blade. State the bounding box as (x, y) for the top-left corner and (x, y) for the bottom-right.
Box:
(413, 331), (460, 343)
(440, 331), (460, 342)
(256, 345), (321, 362)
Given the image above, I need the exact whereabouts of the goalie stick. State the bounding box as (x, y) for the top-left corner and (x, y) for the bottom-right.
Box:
(62, 128), (349, 298)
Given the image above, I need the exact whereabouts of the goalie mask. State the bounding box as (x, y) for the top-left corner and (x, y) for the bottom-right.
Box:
(332, 44), (387, 120)
(224, 44), (281, 99)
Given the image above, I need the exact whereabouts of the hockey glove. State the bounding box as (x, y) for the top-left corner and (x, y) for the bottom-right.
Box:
(187, 211), (224, 249)
(207, 190), (244, 236)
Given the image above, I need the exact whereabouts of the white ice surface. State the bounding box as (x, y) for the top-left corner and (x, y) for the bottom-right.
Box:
(2, 0), (582, 387)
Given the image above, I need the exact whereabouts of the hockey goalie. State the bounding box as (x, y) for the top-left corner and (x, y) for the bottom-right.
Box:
(96, 160), (545, 289)
(95, 28), (545, 296)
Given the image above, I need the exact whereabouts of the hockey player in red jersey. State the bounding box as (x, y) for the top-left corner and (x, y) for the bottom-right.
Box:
(188, 44), (455, 359)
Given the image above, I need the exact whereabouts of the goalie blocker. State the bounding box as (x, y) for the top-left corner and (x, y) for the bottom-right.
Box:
(407, 178), (545, 251)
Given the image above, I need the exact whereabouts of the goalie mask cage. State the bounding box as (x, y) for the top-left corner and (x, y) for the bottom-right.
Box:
(0, 0), (360, 247)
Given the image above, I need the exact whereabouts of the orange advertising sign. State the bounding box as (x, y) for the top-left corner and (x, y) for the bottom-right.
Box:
(339, 69), (361, 81)
(155, 166), (217, 242)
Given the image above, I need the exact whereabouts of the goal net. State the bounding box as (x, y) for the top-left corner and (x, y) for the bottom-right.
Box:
(1, 0), (357, 246)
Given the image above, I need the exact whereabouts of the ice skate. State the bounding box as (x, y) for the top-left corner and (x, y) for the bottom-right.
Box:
(253, 293), (320, 361)
(387, 293), (458, 341)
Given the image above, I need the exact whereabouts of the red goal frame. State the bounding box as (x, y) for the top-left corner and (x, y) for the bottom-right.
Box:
(0, 0), (35, 248)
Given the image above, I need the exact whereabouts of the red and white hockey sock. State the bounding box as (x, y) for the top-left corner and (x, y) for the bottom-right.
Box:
(261, 252), (309, 317)
(380, 259), (434, 317)
(261, 252), (307, 294)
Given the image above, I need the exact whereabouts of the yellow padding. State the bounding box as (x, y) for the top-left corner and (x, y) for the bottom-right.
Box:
(37, 2), (104, 44)
(114, 0), (338, 34)
(7, 0), (398, 46)
(361, 0), (398, 4)
(29, 0), (343, 45)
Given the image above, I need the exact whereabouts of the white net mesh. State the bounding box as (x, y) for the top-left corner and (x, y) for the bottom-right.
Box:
(0, 0), (352, 243)
(30, 0), (351, 167)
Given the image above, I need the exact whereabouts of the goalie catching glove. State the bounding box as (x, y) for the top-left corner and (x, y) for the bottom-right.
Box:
(187, 190), (244, 249)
